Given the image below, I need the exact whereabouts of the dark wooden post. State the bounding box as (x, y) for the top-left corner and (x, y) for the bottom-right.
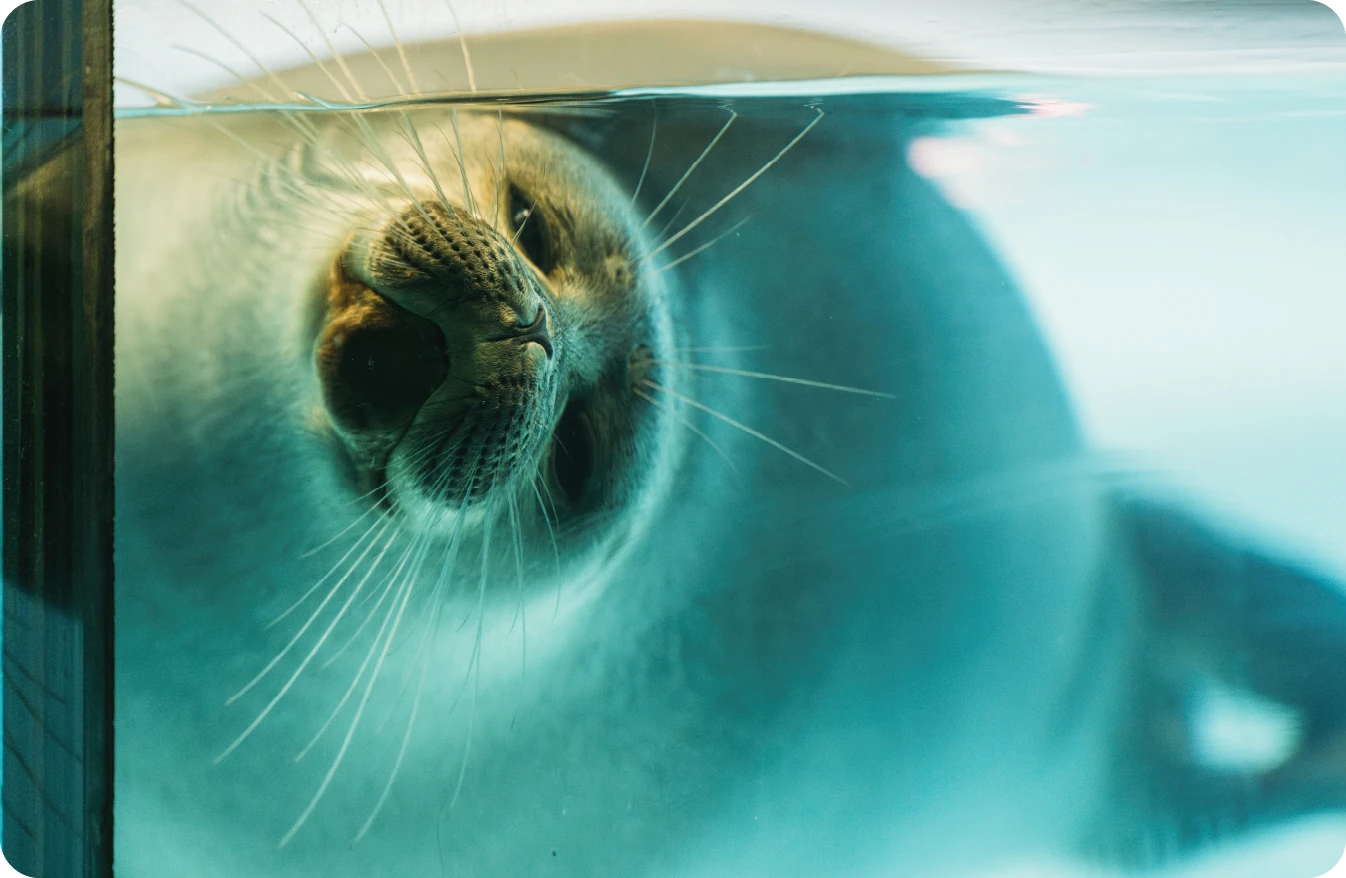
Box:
(2, 0), (116, 872)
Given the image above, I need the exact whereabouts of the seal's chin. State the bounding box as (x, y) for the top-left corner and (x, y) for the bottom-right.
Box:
(385, 356), (559, 513)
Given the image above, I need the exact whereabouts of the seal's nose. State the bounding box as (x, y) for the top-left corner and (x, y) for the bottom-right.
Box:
(359, 202), (546, 330)
(496, 304), (553, 358)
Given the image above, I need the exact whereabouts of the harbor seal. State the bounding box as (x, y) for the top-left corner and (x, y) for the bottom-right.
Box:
(101, 53), (1346, 878)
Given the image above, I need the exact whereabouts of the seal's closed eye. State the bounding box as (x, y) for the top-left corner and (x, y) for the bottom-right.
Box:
(509, 184), (554, 275)
(550, 400), (596, 505)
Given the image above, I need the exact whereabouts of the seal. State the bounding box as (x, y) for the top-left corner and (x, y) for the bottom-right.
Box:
(109, 63), (1346, 878)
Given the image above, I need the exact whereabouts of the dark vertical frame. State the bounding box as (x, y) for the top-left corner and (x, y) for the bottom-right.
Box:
(2, 0), (115, 873)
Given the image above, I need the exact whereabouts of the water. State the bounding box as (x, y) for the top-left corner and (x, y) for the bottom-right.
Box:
(32, 63), (1346, 877)
(909, 73), (1346, 581)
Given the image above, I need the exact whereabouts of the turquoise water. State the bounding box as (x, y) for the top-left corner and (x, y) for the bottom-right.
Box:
(912, 73), (1346, 582)
(8, 69), (1346, 875)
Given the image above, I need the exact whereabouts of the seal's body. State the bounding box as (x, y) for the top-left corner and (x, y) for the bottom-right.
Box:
(112, 95), (1346, 878)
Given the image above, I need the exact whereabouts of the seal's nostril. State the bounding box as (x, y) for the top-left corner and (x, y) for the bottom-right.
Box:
(499, 305), (554, 358)
(319, 304), (449, 435)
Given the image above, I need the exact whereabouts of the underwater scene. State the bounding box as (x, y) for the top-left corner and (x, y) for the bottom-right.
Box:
(7, 4), (1346, 877)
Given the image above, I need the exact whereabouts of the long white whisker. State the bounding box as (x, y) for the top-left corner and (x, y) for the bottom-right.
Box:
(531, 477), (565, 621)
(442, 0), (478, 93)
(491, 109), (506, 232)
(648, 109), (823, 260)
(643, 379), (847, 485)
(507, 496), (526, 729)
(234, 518), (389, 702)
(218, 522), (400, 762)
(655, 216), (750, 274)
(342, 23), (406, 98)
(631, 107), (657, 206)
(449, 507), (492, 809)
(296, 525), (429, 760)
(352, 611), (435, 843)
(278, 522), (425, 848)
(447, 111), (477, 215)
(634, 387), (738, 473)
(377, 0), (420, 95)
(673, 344), (768, 354)
(297, 502), (383, 561)
(642, 109), (736, 231)
(261, 12), (354, 104)
(530, 480), (561, 578)
(271, 510), (388, 629)
(645, 360), (895, 398)
(294, 0), (366, 101)
(315, 537), (406, 673)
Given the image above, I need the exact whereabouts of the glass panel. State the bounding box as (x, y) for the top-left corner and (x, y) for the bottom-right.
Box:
(108, 3), (1346, 877)
(2, 0), (115, 875)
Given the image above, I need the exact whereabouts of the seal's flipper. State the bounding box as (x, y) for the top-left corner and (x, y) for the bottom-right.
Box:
(1085, 497), (1346, 868)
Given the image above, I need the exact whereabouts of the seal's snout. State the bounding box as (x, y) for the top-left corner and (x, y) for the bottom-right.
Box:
(319, 198), (565, 508)
(360, 202), (546, 331)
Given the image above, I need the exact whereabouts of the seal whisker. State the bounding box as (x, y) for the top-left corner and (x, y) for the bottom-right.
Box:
(218, 521), (401, 763)
(273, 510), (388, 629)
(277, 515), (431, 848)
(275, 452), (476, 845)
(176, 8), (402, 238)
(654, 200), (690, 246)
(243, 517), (390, 696)
(654, 216), (750, 274)
(172, 9), (416, 237)
(315, 436), (456, 673)
(297, 528), (428, 759)
(375, 0), (420, 95)
(506, 495), (527, 730)
(634, 387), (738, 474)
(647, 108), (824, 261)
(447, 111), (478, 216)
(448, 500), (494, 811)
(314, 550), (408, 676)
(169, 44), (282, 104)
(441, 0), (478, 93)
(244, 13), (435, 232)
(631, 105), (657, 207)
(528, 478), (564, 621)
(177, 2), (299, 101)
(642, 379), (848, 486)
(257, 17), (433, 230)
(341, 23), (407, 99)
(643, 360), (895, 399)
(491, 110), (507, 233)
(293, 0), (370, 104)
(165, 43), (356, 190)
(260, 12), (354, 104)
(369, 494), (466, 740)
(673, 344), (768, 354)
(641, 109), (736, 231)
(393, 113), (470, 243)
(353, 597), (438, 844)
(297, 501), (384, 561)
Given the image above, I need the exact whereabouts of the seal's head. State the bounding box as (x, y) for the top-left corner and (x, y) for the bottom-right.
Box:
(310, 114), (676, 570)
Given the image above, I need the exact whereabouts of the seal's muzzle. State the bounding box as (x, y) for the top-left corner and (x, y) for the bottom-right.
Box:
(315, 200), (561, 507)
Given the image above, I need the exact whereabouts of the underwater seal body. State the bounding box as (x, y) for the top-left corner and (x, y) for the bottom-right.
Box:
(110, 92), (1346, 877)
